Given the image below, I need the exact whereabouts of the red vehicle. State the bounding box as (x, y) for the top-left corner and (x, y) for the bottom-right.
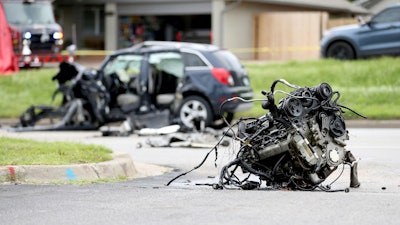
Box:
(2, 0), (64, 67)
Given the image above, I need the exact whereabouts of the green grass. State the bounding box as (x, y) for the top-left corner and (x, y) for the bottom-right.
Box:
(0, 137), (112, 166)
(240, 57), (400, 119)
(0, 68), (59, 118)
(0, 57), (399, 119)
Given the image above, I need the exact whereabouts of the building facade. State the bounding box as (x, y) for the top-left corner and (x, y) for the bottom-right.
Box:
(54, 0), (368, 60)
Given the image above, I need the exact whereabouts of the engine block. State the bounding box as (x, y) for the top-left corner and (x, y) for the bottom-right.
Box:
(221, 79), (361, 190)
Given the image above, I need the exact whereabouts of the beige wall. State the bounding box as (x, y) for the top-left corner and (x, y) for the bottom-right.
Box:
(221, 2), (326, 60)
(254, 12), (326, 61)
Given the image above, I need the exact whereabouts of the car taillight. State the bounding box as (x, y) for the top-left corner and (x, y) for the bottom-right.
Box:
(211, 68), (234, 86)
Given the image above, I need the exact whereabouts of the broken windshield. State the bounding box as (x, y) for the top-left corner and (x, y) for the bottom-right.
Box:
(3, 2), (56, 25)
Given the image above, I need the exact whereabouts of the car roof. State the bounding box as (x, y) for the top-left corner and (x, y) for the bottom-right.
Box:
(110, 45), (177, 56)
(139, 41), (220, 52)
(110, 41), (220, 56)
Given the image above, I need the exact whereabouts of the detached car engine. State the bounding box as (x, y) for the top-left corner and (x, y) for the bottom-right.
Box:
(217, 79), (362, 191)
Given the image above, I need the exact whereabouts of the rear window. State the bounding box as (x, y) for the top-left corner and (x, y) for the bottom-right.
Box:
(212, 50), (243, 71)
(182, 52), (207, 67)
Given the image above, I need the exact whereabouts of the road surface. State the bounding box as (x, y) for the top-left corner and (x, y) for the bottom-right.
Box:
(0, 128), (399, 225)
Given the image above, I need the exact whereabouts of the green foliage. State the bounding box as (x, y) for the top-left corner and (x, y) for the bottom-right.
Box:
(0, 137), (113, 166)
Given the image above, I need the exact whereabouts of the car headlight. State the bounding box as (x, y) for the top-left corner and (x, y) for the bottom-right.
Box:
(53, 31), (64, 40)
(23, 32), (32, 40)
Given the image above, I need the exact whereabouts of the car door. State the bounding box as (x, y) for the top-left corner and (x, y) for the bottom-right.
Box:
(100, 53), (144, 107)
(147, 50), (184, 107)
(358, 6), (400, 56)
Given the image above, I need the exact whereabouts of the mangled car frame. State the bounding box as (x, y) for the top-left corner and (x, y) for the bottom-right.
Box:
(12, 41), (254, 132)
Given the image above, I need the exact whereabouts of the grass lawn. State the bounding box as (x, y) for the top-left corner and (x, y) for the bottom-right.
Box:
(0, 137), (112, 166)
(0, 68), (58, 118)
(0, 57), (399, 120)
(240, 57), (400, 119)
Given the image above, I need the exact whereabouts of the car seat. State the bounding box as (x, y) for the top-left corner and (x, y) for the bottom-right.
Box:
(116, 73), (141, 113)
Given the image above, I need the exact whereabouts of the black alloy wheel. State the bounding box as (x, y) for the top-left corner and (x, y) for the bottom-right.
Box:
(326, 41), (355, 60)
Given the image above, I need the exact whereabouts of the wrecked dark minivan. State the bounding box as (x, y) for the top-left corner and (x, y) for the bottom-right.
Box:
(14, 41), (254, 132)
(101, 41), (254, 129)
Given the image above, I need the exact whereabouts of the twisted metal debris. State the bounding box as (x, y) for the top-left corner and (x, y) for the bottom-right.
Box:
(168, 79), (365, 191)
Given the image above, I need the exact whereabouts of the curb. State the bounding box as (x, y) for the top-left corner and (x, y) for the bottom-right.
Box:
(0, 152), (172, 184)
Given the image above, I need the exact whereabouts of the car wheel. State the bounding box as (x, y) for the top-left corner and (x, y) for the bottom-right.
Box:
(326, 41), (355, 60)
(70, 106), (94, 126)
(178, 96), (213, 129)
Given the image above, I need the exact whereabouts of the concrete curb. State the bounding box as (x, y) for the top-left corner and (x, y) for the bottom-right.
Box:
(0, 152), (172, 184)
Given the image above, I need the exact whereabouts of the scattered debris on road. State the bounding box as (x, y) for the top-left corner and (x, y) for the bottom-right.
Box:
(142, 126), (229, 148)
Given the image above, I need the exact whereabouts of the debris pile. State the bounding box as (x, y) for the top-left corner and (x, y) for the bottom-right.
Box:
(168, 79), (366, 191)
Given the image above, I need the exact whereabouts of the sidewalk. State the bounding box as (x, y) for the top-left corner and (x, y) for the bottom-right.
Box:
(0, 119), (172, 183)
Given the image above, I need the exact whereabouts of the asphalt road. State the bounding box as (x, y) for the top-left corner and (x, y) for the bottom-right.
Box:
(0, 128), (399, 225)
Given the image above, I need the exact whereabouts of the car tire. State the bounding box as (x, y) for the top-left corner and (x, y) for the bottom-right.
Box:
(326, 41), (355, 60)
(70, 105), (95, 126)
(178, 95), (213, 129)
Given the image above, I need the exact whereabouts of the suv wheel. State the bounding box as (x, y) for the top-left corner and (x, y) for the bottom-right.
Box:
(70, 105), (96, 127)
(326, 41), (355, 60)
(178, 96), (212, 129)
